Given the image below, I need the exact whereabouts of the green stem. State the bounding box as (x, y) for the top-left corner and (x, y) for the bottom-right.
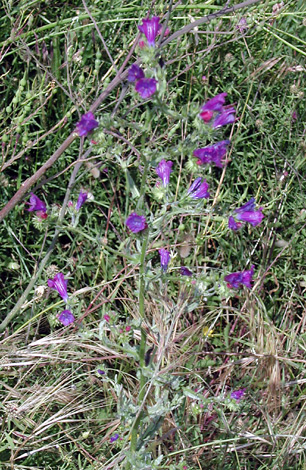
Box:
(130, 230), (148, 453)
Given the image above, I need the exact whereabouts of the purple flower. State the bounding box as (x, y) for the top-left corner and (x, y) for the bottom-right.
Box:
(235, 198), (256, 213)
(224, 265), (255, 289)
(188, 177), (210, 199)
(237, 17), (248, 33)
(76, 112), (99, 137)
(234, 198), (264, 227)
(57, 310), (75, 326)
(201, 92), (227, 112)
(75, 190), (88, 211)
(26, 193), (47, 213)
(125, 212), (147, 233)
(97, 369), (105, 375)
(199, 93), (236, 128)
(135, 78), (157, 99)
(138, 17), (162, 48)
(110, 433), (119, 443)
(230, 388), (246, 401)
(213, 107), (236, 128)
(128, 64), (145, 82)
(228, 198), (264, 230)
(235, 209), (264, 227)
(156, 159), (173, 187)
(193, 140), (230, 168)
(159, 248), (170, 272)
(228, 216), (241, 231)
(180, 266), (193, 276)
(48, 273), (69, 302)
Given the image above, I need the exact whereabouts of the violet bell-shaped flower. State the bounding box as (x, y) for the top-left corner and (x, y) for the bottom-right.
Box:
(135, 78), (157, 99)
(159, 248), (170, 272)
(57, 310), (75, 326)
(193, 140), (230, 168)
(48, 273), (69, 302)
(76, 112), (99, 137)
(75, 190), (88, 211)
(26, 193), (48, 219)
(234, 198), (264, 227)
(125, 212), (147, 233)
(228, 216), (242, 231)
(230, 388), (246, 401)
(200, 92), (227, 122)
(138, 16), (162, 47)
(128, 64), (145, 82)
(213, 107), (236, 128)
(188, 177), (210, 199)
(156, 159), (173, 187)
(180, 266), (193, 276)
(199, 92), (236, 128)
(224, 265), (255, 289)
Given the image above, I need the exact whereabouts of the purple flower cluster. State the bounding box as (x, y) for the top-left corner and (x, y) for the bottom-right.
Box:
(199, 92), (236, 129)
(228, 198), (264, 231)
(48, 273), (75, 326)
(224, 265), (255, 289)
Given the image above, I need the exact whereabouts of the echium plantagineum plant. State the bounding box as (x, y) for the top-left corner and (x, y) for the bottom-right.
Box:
(30, 12), (267, 467)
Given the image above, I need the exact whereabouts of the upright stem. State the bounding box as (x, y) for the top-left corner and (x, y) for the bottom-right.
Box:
(129, 138), (150, 452)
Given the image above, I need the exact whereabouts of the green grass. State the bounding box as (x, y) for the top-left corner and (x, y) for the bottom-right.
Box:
(1, 0), (306, 468)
